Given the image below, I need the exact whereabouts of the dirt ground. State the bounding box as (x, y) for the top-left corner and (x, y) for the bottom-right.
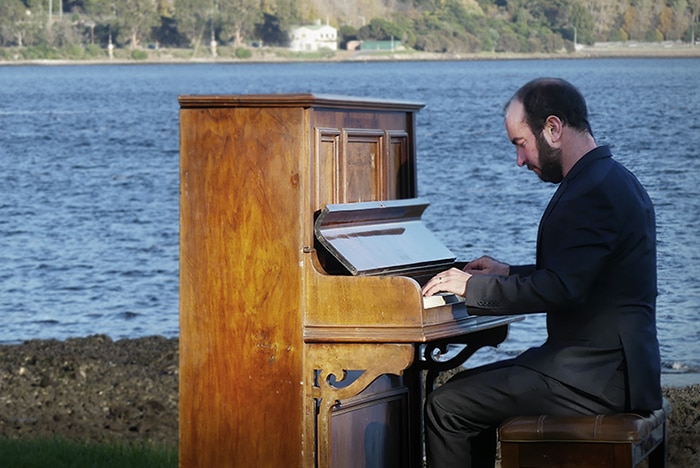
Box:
(0, 335), (698, 466)
(0, 335), (178, 447)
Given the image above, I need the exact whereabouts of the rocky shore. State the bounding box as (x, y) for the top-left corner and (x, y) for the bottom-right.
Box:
(0, 335), (698, 466)
(0, 335), (178, 447)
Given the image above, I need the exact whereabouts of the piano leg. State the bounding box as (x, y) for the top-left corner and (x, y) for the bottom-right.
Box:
(421, 325), (510, 394)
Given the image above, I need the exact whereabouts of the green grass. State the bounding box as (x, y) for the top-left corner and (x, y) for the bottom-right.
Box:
(0, 437), (177, 468)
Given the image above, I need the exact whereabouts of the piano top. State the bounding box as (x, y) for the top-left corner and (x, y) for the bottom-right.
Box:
(178, 93), (425, 111)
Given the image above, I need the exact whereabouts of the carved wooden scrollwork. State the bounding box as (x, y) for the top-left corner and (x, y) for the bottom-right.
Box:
(419, 326), (510, 394)
(305, 343), (414, 467)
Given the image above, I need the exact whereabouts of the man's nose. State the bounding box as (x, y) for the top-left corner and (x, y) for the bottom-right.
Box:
(516, 151), (527, 167)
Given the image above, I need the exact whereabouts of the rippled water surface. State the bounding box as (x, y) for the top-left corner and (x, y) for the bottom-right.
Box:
(1, 58), (698, 372)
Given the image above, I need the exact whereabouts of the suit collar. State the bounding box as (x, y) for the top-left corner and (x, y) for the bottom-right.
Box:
(545, 145), (612, 219)
(564, 145), (613, 182)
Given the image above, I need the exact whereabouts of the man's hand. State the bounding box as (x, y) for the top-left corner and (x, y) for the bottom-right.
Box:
(463, 256), (510, 276)
(421, 267), (472, 297)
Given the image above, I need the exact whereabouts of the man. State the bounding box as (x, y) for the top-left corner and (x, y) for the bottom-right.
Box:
(421, 78), (662, 468)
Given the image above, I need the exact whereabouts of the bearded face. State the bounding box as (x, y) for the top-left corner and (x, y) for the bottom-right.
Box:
(534, 129), (564, 183)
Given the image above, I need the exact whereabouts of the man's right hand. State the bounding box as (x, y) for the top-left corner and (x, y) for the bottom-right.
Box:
(463, 256), (510, 276)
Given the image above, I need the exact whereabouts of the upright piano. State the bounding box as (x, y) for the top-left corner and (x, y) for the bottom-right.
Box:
(179, 94), (519, 467)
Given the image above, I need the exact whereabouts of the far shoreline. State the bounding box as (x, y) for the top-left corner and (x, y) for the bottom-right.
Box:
(2, 42), (700, 67)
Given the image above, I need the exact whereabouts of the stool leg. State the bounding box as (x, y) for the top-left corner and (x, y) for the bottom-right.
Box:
(612, 444), (634, 467)
(647, 421), (668, 468)
(499, 442), (520, 468)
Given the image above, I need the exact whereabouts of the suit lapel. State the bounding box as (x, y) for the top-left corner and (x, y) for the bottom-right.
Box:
(536, 179), (569, 266)
(534, 146), (612, 267)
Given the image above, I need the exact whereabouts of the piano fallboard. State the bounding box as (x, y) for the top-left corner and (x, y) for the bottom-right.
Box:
(304, 310), (520, 343)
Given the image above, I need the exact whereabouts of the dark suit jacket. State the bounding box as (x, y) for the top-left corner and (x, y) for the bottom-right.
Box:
(466, 145), (662, 412)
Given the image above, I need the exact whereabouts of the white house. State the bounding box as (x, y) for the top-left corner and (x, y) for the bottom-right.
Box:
(289, 20), (338, 52)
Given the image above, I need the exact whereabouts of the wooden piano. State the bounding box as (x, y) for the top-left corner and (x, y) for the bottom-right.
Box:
(179, 93), (520, 467)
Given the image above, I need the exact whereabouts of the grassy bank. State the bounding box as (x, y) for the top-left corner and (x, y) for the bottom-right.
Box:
(0, 437), (176, 468)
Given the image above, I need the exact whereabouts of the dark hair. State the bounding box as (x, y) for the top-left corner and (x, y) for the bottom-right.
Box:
(506, 78), (592, 136)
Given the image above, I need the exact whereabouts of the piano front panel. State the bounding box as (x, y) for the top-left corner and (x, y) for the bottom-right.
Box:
(344, 129), (383, 203)
(388, 131), (413, 199)
(330, 374), (410, 468)
(310, 109), (417, 213)
(316, 128), (342, 203)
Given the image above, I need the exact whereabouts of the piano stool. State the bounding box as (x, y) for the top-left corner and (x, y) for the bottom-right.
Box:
(498, 398), (671, 468)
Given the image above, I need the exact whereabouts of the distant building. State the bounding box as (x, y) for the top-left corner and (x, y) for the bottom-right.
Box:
(345, 40), (362, 51)
(359, 39), (403, 51)
(289, 20), (338, 52)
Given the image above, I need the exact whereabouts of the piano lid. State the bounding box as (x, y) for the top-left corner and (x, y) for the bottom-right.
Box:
(314, 198), (456, 276)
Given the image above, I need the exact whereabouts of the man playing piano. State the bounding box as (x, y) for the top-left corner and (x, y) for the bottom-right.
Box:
(421, 78), (662, 468)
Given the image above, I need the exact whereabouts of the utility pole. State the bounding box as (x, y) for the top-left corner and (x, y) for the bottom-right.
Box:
(210, 0), (217, 58)
(47, 0), (61, 24)
(564, 24), (577, 50)
(692, 1), (697, 47)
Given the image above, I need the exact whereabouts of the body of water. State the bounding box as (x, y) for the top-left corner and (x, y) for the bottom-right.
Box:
(1, 58), (698, 374)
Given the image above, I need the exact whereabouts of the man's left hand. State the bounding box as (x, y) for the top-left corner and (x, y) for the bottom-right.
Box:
(421, 267), (472, 297)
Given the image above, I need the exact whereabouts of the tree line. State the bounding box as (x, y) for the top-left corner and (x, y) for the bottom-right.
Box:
(0, 0), (698, 58)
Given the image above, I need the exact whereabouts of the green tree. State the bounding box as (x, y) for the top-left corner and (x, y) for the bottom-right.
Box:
(690, 0), (700, 43)
(629, 0), (654, 40)
(0, 0), (30, 46)
(665, 0), (690, 41)
(82, 0), (115, 45)
(254, 12), (289, 46)
(338, 24), (358, 41)
(116, 0), (159, 48)
(586, 0), (626, 41)
(568, 0), (594, 45)
(496, 26), (522, 51)
(83, 0), (118, 22)
(261, 0), (299, 31)
(173, 0), (211, 48)
(219, 0), (263, 46)
(658, 5), (674, 39)
(358, 18), (404, 40)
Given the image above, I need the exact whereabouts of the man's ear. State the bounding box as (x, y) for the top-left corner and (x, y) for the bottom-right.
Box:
(543, 115), (563, 146)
